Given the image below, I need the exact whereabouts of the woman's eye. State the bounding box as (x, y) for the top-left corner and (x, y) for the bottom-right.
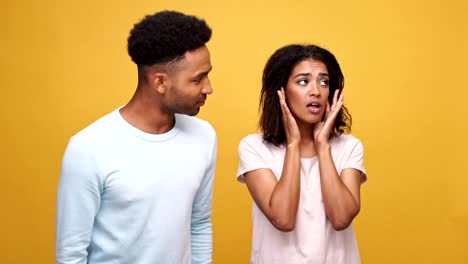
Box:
(298, 79), (308, 85)
(319, 79), (329, 87)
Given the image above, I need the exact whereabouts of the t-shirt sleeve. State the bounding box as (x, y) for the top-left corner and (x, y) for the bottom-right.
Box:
(343, 139), (367, 183)
(56, 135), (102, 264)
(191, 133), (216, 264)
(236, 136), (270, 183)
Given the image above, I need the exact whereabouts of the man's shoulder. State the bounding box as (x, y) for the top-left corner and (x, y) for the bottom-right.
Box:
(176, 114), (216, 137)
(70, 110), (118, 146)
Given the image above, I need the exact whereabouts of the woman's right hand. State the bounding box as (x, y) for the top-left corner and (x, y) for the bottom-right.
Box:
(278, 88), (301, 146)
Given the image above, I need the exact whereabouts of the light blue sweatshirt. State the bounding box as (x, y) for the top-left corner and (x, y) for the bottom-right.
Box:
(56, 109), (217, 264)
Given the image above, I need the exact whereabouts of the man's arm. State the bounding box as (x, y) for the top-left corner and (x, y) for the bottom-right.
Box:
(191, 136), (217, 264)
(56, 136), (102, 264)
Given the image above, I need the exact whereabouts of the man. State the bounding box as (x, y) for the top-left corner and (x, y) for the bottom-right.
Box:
(56, 10), (216, 264)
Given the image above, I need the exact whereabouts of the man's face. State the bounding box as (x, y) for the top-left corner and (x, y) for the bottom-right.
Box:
(163, 45), (213, 116)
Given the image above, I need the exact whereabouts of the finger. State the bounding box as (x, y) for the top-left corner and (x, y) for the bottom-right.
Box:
(328, 97), (343, 121)
(278, 88), (288, 108)
(279, 88), (294, 118)
(331, 90), (343, 112)
(277, 89), (283, 104)
(323, 101), (330, 121)
(333, 93), (344, 113)
(279, 88), (290, 114)
(278, 90), (294, 130)
(332, 89), (339, 107)
(337, 92), (344, 104)
(280, 87), (286, 103)
(277, 90), (288, 123)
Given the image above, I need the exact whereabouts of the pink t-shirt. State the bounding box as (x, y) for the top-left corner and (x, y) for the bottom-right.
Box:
(237, 133), (367, 264)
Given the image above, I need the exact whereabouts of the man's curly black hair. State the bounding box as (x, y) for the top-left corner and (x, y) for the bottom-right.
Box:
(128, 10), (212, 66)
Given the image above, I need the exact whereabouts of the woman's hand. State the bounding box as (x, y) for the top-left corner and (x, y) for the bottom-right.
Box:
(313, 89), (344, 148)
(278, 88), (301, 146)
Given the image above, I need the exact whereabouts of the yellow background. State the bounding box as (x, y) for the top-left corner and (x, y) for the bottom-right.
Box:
(1, 0), (467, 263)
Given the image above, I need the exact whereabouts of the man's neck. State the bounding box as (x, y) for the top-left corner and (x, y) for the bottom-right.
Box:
(119, 88), (175, 134)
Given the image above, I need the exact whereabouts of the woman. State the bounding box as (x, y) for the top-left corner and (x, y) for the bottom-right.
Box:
(237, 44), (367, 263)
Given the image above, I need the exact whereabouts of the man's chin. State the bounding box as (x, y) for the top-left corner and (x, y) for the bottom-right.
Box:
(180, 108), (200, 116)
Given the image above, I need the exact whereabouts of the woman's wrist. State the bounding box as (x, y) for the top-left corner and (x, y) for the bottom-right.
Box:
(286, 142), (300, 150)
(316, 143), (331, 157)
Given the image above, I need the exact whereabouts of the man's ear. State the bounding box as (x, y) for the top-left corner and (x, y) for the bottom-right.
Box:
(153, 72), (169, 94)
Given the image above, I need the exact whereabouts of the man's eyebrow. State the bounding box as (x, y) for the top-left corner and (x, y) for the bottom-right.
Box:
(200, 66), (213, 76)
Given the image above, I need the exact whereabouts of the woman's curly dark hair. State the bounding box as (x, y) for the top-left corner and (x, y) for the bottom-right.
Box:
(260, 44), (352, 146)
(127, 10), (212, 66)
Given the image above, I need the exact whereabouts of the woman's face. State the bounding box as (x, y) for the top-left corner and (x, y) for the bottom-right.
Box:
(285, 58), (330, 125)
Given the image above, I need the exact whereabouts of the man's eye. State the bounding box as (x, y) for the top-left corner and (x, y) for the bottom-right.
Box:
(193, 75), (207, 83)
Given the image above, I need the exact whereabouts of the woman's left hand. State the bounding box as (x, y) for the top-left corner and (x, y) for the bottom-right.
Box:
(313, 90), (344, 148)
